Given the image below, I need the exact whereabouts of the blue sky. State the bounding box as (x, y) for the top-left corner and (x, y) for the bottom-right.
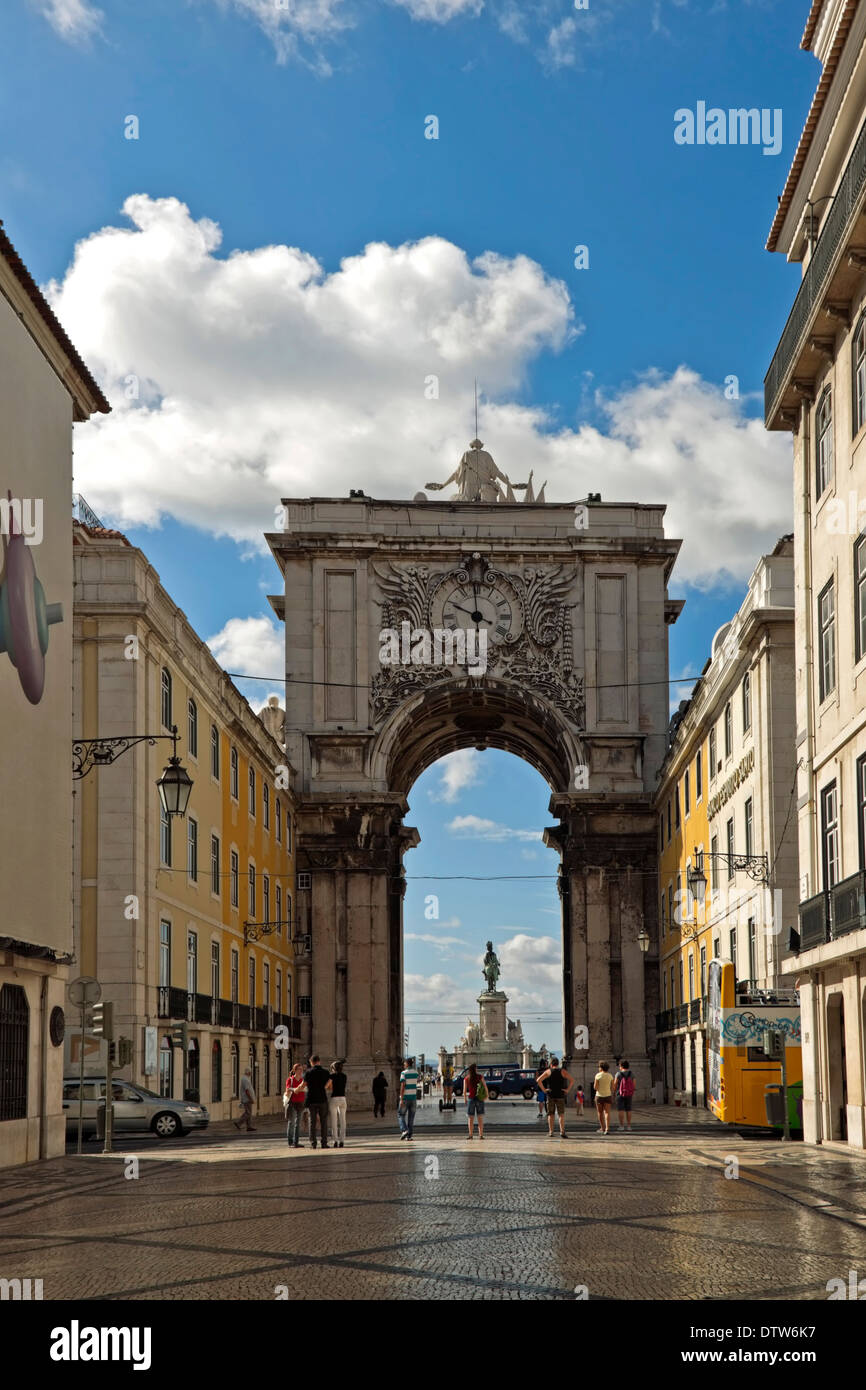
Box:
(4, 0), (816, 1057)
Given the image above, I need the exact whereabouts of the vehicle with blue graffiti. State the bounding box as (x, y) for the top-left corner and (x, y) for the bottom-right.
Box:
(706, 959), (803, 1132)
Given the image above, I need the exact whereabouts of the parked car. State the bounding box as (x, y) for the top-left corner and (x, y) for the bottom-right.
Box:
(63, 1078), (209, 1139)
(500, 1069), (539, 1100)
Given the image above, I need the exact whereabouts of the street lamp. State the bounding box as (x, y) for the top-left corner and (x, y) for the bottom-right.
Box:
(637, 926), (650, 954)
(687, 847), (770, 896)
(73, 724), (193, 817)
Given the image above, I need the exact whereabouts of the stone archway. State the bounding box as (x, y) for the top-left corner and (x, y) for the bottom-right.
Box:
(268, 484), (680, 1105)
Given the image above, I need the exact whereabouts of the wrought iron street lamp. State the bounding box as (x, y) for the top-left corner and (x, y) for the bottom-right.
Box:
(73, 723), (193, 817)
(686, 847), (770, 900)
(637, 926), (650, 954)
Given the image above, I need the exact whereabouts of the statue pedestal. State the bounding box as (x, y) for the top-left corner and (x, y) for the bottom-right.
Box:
(478, 990), (508, 1050)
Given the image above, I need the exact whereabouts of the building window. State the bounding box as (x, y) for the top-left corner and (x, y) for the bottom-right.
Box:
(685, 770), (691, 817)
(709, 726), (717, 778)
(678, 959), (684, 1006)
(816, 388), (834, 496)
(299, 994), (312, 1016)
(818, 579), (836, 702)
(248, 956), (256, 1009)
(286, 893), (292, 933)
(161, 666), (172, 730)
(662, 972), (667, 1009)
(211, 724), (220, 780)
(713, 935), (720, 961)
(667, 883), (673, 934)
(263, 874), (270, 924)
(230, 850), (239, 908)
(263, 783), (270, 830)
(660, 893), (665, 937)
(742, 671), (751, 734)
(187, 817), (198, 882)
(748, 918), (757, 982)
(159, 920), (171, 988)
(264, 961), (270, 1010)
(286, 974), (292, 1017)
(669, 965), (675, 1007)
(724, 702), (732, 760)
(286, 814), (292, 853)
(0, 985), (29, 1121)
(211, 942), (219, 1000)
(231, 1042), (240, 1098)
(854, 313), (866, 434)
(230, 949), (239, 1003)
(276, 967), (283, 1015)
(700, 945), (707, 996)
(276, 797), (282, 843)
(187, 931), (197, 995)
(730, 928), (737, 976)
(248, 864), (256, 918)
(159, 1036), (173, 1097)
(688, 954), (694, 1001)
(264, 1045), (271, 1096)
(188, 698), (198, 757)
(726, 818), (735, 880)
(230, 746), (239, 799)
(160, 804), (171, 867)
(674, 785), (681, 830)
(666, 800), (671, 843)
(695, 745), (702, 801)
(858, 754), (866, 871)
(710, 833), (719, 892)
(855, 534), (866, 663)
(211, 1040), (222, 1103)
(249, 766), (256, 817)
(821, 781), (840, 890)
(211, 835), (220, 895)
(276, 883), (283, 934)
(744, 797), (753, 859)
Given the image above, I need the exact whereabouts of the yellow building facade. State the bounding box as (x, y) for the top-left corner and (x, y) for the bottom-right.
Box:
(654, 541), (797, 1107)
(73, 521), (303, 1123)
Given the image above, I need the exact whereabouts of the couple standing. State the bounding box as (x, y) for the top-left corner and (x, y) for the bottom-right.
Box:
(284, 1056), (348, 1149)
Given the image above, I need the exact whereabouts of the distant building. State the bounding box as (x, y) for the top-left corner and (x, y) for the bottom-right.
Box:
(0, 223), (108, 1168)
(72, 523), (306, 1120)
(654, 540), (798, 1108)
(766, 2), (866, 1150)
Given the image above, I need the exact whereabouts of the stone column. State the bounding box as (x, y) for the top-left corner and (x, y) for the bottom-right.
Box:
(297, 798), (418, 1110)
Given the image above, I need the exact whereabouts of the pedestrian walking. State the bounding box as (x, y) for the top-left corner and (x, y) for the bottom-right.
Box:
(593, 1060), (614, 1134)
(537, 1057), (573, 1138)
(463, 1062), (487, 1140)
(397, 1057), (419, 1140)
(285, 1063), (306, 1148)
(575, 1085), (585, 1116)
(614, 1059), (636, 1131)
(329, 1060), (348, 1147)
(304, 1054), (332, 1150)
(535, 1067), (547, 1119)
(372, 1070), (388, 1117)
(234, 1067), (256, 1132)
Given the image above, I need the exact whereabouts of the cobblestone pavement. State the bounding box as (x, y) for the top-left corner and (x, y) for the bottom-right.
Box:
(3, 1101), (866, 1300)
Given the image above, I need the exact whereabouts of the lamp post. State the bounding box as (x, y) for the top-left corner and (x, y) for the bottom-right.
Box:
(73, 724), (193, 817)
(637, 926), (650, 955)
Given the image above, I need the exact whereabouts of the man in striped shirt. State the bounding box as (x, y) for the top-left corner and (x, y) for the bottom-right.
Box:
(398, 1058), (419, 1140)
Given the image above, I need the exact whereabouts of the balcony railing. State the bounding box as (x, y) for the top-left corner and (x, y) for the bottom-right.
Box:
(765, 110), (866, 425)
(156, 989), (294, 1033)
(799, 891), (831, 949)
(830, 870), (866, 938)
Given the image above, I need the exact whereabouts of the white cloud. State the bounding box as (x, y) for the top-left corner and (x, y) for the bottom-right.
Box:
(201, 0), (348, 69)
(404, 972), (477, 1014)
(447, 814), (543, 842)
(499, 931), (562, 991)
(428, 749), (484, 803)
(39, 0), (102, 43)
(393, 0), (483, 20)
(545, 16), (578, 67)
(206, 615), (283, 708)
(51, 196), (792, 589)
(405, 933), (466, 950)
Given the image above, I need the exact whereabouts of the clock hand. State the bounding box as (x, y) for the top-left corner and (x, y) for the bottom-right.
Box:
(448, 602), (481, 620)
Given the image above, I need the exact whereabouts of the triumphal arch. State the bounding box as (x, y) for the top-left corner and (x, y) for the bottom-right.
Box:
(267, 443), (681, 1100)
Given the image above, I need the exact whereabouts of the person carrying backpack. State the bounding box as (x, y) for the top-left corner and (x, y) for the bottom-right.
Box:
(615, 1059), (636, 1131)
(464, 1063), (487, 1140)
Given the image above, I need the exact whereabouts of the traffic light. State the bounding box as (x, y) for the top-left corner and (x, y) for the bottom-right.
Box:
(116, 1037), (134, 1067)
(90, 1002), (114, 1040)
(170, 1021), (188, 1049)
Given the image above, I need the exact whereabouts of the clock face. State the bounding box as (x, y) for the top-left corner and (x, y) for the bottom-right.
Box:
(440, 580), (518, 645)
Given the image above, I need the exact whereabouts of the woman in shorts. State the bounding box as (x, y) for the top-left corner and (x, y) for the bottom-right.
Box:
(464, 1063), (485, 1140)
(593, 1060), (614, 1134)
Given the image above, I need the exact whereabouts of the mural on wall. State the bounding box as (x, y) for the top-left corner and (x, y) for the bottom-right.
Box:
(0, 492), (63, 704)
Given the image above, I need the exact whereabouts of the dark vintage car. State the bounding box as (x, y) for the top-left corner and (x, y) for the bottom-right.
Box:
(451, 1066), (536, 1100)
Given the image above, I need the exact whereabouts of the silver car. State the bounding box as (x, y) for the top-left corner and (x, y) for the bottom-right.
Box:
(63, 1078), (209, 1139)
